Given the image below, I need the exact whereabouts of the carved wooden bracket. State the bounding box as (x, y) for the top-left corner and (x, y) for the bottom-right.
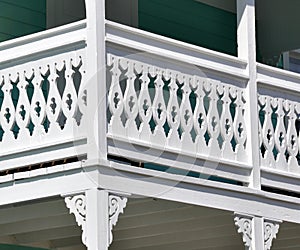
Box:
(64, 193), (127, 247)
(64, 194), (87, 246)
(108, 195), (128, 246)
(264, 219), (281, 250)
(234, 213), (281, 250)
(234, 213), (253, 249)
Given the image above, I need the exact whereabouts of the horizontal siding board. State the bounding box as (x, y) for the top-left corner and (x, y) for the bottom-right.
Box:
(0, 17), (44, 39)
(139, 8), (235, 41)
(0, 32), (14, 41)
(0, 2), (45, 28)
(139, 0), (237, 56)
(149, 0), (235, 26)
(0, 0), (46, 42)
(139, 14), (236, 55)
(0, 0), (46, 14)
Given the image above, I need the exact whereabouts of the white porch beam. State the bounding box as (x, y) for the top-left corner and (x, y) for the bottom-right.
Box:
(236, 0), (260, 189)
(93, 163), (300, 224)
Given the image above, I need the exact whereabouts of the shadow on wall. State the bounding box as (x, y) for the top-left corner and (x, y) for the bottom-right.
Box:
(0, 0), (86, 43)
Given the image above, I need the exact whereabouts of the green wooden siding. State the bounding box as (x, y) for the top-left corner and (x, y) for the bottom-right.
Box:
(139, 0), (237, 56)
(0, 0), (46, 42)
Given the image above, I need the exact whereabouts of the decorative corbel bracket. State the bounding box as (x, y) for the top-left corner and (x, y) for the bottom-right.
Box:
(64, 193), (127, 248)
(234, 213), (282, 250)
(234, 213), (253, 249)
(264, 219), (281, 250)
(108, 195), (127, 246)
(64, 194), (87, 246)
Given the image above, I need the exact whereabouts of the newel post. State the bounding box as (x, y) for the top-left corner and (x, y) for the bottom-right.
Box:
(85, 0), (108, 163)
(237, 0), (261, 189)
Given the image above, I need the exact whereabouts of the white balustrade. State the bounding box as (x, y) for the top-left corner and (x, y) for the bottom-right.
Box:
(258, 94), (300, 173)
(0, 50), (87, 157)
(107, 54), (248, 164)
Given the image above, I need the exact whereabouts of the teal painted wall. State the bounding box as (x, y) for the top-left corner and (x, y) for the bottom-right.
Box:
(0, 0), (46, 42)
(138, 0), (237, 56)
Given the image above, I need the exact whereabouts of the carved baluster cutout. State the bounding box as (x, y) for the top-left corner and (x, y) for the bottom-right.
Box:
(274, 99), (288, 170)
(179, 74), (195, 153)
(286, 102), (299, 172)
(151, 68), (167, 146)
(220, 85), (234, 159)
(107, 55), (124, 136)
(165, 70), (180, 148)
(15, 70), (31, 140)
(296, 103), (300, 168)
(30, 66), (47, 140)
(120, 59), (139, 140)
(62, 54), (78, 134)
(258, 95), (264, 166)
(205, 80), (221, 157)
(260, 96), (275, 167)
(73, 53), (86, 131)
(137, 64), (152, 141)
(46, 62), (61, 136)
(0, 74), (16, 143)
(233, 89), (247, 162)
(192, 76), (208, 156)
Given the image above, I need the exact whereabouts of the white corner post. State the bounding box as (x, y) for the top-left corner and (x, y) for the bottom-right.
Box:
(234, 213), (281, 250)
(237, 0), (260, 189)
(86, 189), (109, 250)
(64, 189), (128, 250)
(85, 0), (108, 163)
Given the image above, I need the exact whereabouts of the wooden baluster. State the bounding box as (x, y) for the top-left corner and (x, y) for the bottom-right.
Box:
(15, 70), (31, 141)
(30, 65), (47, 143)
(220, 85), (234, 160)
(137, 64), (152, 142)
(192, 76), (208, 156)
(107, 55), (124, 137)
(274, 99), (288, 171)
(205, 80), (221, 157)
(73, 52), (87, 134)
(0, 73), (16, 145)
(233, 89), (247, 162)
(45, 61), (61, 137)
(286, 101), (299, 172)
(258, 95), (264, 167)
(62, 53), (79, 135)
(121, 59), (139, 140)
(179, 74), (195, 154)
(151, 68), (167, 147)
(259, 96), (275, 167)
(165, 70), (180, 148)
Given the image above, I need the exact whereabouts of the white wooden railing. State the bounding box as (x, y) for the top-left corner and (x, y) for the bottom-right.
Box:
(0, 21), (88, 171)
(257, 63), (300, 192)
(0, 19), (299, 191)
(106, 21), (252, 184)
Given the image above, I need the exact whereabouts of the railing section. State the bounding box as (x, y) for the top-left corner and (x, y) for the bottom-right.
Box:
(258, 94), (300, 173)
(0, 40), (87, 170)
(107, 54), (248, 166)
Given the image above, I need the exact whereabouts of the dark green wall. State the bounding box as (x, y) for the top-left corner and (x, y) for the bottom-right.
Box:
(0, 0), (46, 42)
(138, 0), (237, 56)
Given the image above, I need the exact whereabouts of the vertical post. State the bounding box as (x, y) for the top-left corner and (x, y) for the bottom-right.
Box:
(234, 213), (264, 250)
(86, 189), (109, 250)
(85, 0), (107, 163)
(252, 217), (265, 250)
(237, 0), (260, 189)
